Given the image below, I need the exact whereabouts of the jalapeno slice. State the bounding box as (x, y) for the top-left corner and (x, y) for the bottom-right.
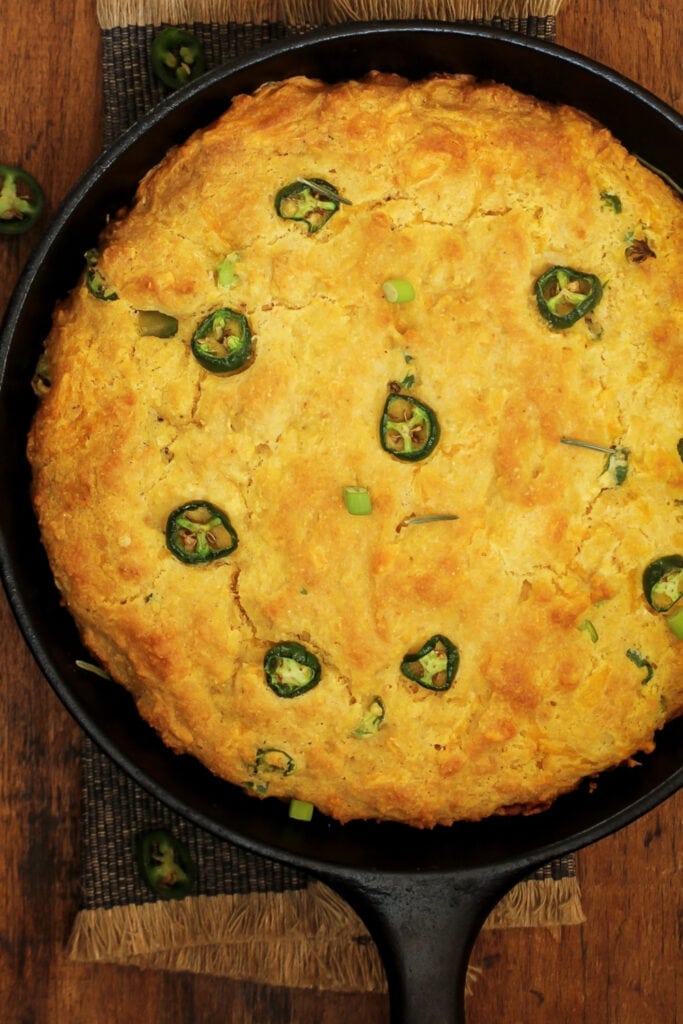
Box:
(275, 178), (344, 233)
(535, 265), (603, 329)
(0, 164), (44, 235)
(135, 828), (196, 901)
(166, 501), (238, 564)
(151, 27), (206, 89)
(31, 351), (51, 397)
(400, 634), (460, 691)
(246, 748), (296, 794)
(625, 237), (656, 263)
(643, 555), (683, 640)
(380, 393), (440, 461)
(264, 641), (321, 698)
(643, 555), (683, 612)
(84, 249), (118, 301)
(137, 309), (178, 338)
(352, 696), (386, 737)
(191, 308), (253, 375)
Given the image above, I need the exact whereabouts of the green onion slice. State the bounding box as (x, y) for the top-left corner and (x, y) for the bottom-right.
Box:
(665, 605), (683, 640)
(75, 659), (112, 680)
(383, 278), (415, 303)
(215, 253), (239, 288)
(578, 620), (598, 643)
(288, 799), (315, 821)
(342, 486), (372, 515)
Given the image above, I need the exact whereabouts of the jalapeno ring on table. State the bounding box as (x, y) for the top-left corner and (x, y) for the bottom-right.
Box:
(0, 164), (44, 236)
(134, 828), (196, 901)
(151, 27), (206, 90)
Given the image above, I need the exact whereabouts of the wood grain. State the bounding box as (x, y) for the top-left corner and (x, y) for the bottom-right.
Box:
(0, 1), (680, 1021)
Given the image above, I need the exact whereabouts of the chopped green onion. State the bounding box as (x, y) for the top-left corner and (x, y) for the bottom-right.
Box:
(352, 696), (386, 738)
(75, 659), (112, 680)
(137, 310), (178, 338)
(216, 253), (239, 288)
(288, 799), (315, 821)
(342, 486), (372, 515)
(578, 620), (598, 643)
(600, 192), (622, 214)
(665, 605), (683, 640)
(626, 648), (655, 685)
(383, 278), (415, 303)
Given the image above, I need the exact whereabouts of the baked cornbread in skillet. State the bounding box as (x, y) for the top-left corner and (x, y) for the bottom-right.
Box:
(28, 73), (683, 826)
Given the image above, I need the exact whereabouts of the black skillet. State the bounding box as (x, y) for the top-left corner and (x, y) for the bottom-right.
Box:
(0, 22), (681, 1024)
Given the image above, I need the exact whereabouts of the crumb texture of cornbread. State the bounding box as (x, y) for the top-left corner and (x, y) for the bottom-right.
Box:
(28, 73), (683, 826)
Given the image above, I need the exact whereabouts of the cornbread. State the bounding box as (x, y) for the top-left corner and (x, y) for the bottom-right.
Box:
(27, 73), (683, 826)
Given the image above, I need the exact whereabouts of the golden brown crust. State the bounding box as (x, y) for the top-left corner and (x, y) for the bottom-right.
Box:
(28, 73), (683, 826)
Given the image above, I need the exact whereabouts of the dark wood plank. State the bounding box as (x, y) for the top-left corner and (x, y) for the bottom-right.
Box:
(0, 1), (679, 1021)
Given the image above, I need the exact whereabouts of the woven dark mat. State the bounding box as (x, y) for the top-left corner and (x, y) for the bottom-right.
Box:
(101, 16), (556, 144)
(68, 10), (584, 990)
(71, 740), (584, 988)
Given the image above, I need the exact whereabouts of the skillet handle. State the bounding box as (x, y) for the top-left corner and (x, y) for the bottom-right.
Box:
(320, 867), (527, 1024)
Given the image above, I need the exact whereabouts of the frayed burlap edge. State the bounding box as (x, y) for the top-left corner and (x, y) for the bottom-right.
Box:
(95, 0), (565, 30)
(67, 876), (584, 991)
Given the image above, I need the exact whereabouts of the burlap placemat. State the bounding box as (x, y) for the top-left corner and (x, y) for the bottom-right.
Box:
(68, 1), (584, 991)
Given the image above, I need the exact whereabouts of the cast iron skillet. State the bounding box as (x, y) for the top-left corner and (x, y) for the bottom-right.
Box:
(1, 23), (681, 1023)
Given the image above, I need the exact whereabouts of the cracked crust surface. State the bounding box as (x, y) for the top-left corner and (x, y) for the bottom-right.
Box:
(27, 73), (683, 826)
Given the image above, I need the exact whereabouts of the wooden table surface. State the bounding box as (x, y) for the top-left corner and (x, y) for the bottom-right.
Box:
(1, 1), (681, 1021)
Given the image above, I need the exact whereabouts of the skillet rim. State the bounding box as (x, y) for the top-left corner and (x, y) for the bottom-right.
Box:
(0, 20), (681, 878)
